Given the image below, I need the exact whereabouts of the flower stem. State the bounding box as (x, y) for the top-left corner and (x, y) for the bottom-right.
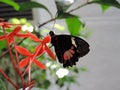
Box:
(68, 1), (94, 13)
(0, 38), (26, 59)
(2, 26), (19, 89)
(13, 38), (26, 90)
(28, 60), (32, 85)
(2, 26), (18, 72)
(0, 68), (18, 89)
(23, 44), (43, 76)
(38, 18), (56, 28)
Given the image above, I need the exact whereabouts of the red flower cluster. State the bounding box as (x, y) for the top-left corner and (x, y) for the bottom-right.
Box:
(0, 21), (56, 89)
(0, 22), (56, 70)
(15, 35), (56, 70)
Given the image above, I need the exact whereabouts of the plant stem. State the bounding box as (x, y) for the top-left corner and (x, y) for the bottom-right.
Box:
(2, 26), (18, 72)
(0, 68), (18, 89)
(13, 38), (26, 90)
(23, 44), (43, 76)
(68, 1), (94, 13)
(38, 1), (94, 28)
(38, 18), (56, 28)
(28, 60), (32, 85)
(2, 26), (19, 89)
(0, 38), (26, 59)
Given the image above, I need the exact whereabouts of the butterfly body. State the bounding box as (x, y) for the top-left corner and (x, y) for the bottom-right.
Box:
(49, 31), (90, 67)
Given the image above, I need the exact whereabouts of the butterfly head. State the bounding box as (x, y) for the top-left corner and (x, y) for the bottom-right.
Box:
(49, 31), (55, 37)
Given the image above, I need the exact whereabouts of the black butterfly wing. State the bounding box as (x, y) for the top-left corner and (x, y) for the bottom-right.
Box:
(63, 36), (90, 67)
(73, 36), (90, 57)
(51, 35), (72, 63)
(50, 33), (90, 67)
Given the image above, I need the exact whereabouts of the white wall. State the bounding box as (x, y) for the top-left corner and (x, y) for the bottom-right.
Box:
(33, 0), (120, 90)
(70, 8), (120, 90)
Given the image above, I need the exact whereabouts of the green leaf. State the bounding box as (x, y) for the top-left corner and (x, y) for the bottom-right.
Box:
(65, 17), (84, 36)
(101, 5), (111, 12)
(80, 67), (88, 72)
(0, 41), (7, 50)
(0, 0), (20, 10)
(0, 79), (6, 90)
(19, 1), (52, 17)
(93, 0), (120, 9)
(69, 67), (79, 73)
(56, 79), (64, 87)
(65, 76), (76, 83)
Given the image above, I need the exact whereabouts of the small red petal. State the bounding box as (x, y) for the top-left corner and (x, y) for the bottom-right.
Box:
(27, 32), (42, 42)
(45, 45), (56, 60)
(19, 58), (29, 68)
(43, 36), (51, 44)
(15, 33), (30, 38)
(12, 26), (21, 34)
(0, 35), (5, 40)
(33, 59), (46, 69)
(8, 36), (14, 44)
(15, 46), (32, 56)
(0, 22), (12, 28)
(35, 44), (45, 56)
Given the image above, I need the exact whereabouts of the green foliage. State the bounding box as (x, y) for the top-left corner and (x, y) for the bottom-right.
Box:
(0, 79), (6, 90)
(56, 76), (77, 88)
(19, 1), (52, 17)
(0, 40), (7, 51)
(66, 17), (84, 36)
(80, 67), (88, 72)
(0, 0), (19, 10)
(31, 68), (51, 89)
(93, 0), (120, 8)
(101, 5), (111, 12)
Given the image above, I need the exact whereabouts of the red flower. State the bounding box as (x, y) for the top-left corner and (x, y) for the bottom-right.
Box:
(0, 26), (22, 44)
(33, 35), (56, 60)
(15, 46), (46, 70)
(0, 24), (56, 60)
(0, 26), (39, 44)
(0, 22), (12, 28)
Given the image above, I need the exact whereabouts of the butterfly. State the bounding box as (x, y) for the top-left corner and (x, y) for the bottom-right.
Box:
(49, 31), (90, 68)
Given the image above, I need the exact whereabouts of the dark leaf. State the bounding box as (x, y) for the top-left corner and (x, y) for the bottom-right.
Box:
(71, 67), (79, 73)
(57, 13), (77, 19)
(93, 0), (120, 8)
(65, 76), (76, 83)
(56, 79), (64, 87)
(19, 1), (52, 17)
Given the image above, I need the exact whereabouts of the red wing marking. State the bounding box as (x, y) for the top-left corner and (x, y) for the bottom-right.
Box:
(63, 47), (75, 60)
